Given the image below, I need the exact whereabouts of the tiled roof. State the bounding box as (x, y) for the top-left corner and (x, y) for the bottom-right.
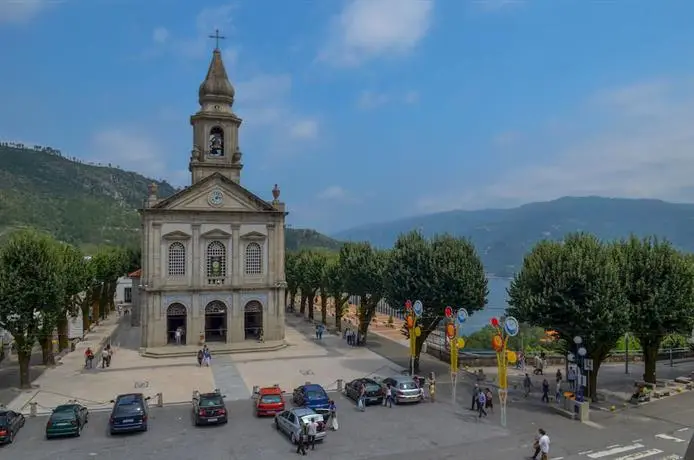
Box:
(128, 268), (142, 278)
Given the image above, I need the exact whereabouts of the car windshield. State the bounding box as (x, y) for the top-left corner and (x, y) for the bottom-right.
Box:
(305, 390), (326, 400)
(200, 397), (224, 407)
(364, 383), (380, 391)
(54, 405), (76, 413)
(260, 395), (282, 403)
(115, 404), (143, 416)
(399, 382), (417, 390)
(0, 416), (7, 425)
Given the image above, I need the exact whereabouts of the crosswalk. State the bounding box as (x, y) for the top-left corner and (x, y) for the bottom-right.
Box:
(568, 430), (690, 460)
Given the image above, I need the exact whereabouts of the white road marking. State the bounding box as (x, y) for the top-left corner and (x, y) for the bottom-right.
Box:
(608, 445), (621, 449)
(676, 428), (689, 432)
(657, 455), (682, 460)
(553, 457), (564, 460)
(633, 439), (643, 443)
(579, 451), (594, 455)
(588, 444), (645, 459)
(614, 449), (663, 460)
(655, 434), (686, 443)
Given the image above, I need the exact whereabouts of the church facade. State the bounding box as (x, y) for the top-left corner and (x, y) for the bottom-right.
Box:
(138, 46), (287, 351)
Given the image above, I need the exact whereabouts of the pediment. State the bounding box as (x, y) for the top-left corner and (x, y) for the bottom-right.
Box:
(162, 230), (191, 240)
(151, 173), (277, 213)
(240, 231), (266, 240)
(201, 229), (232, 238)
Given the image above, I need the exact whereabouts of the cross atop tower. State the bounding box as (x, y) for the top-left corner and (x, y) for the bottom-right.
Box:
(208, 29), (226, 50)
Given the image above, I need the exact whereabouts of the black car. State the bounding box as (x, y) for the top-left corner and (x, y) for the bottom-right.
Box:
(345, 378), (384, 405)
(192, 390), (228, 426)
(0, 410), (25, 444)
(108, 393), (150, 435)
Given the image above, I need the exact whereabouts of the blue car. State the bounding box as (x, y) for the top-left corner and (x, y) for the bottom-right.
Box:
(292, 384), (330, 413)
(109, 393), (150, 435)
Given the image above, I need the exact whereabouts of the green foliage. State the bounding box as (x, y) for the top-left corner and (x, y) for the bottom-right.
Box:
(297, 250), (328, 320)
(614, 334), (641, 352)
(463, 324), (553, 353)
(507, 233), (629, 399)
(612, 236), (694, 383)
(0, 144), (341, 253)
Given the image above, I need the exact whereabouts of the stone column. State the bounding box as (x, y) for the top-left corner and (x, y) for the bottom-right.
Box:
(231, 225), (241, 286)
(191, 224), (201, 288)
(266, 224), (276, 285)
(152, 223), (162, 287)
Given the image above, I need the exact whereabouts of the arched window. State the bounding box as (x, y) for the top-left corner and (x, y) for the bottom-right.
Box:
(206, 241), (226, 278)
(167, 242), (186, 276)
(245, 242), (262, 275)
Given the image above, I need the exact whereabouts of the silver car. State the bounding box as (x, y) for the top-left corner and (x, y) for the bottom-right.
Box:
(383, 376), (422, 404)
(274, 407), (327, 444)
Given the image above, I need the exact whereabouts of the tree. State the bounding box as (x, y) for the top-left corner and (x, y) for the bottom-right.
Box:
(612, 236), (694, 384)
(507, 233), (628, 400)
(297, 250), (327, 321)
(0, 230), (64, 387)
(318, 252), (335, 325)
(285, 251), (300, 311)
(56, 244), (90, 350)
(384, 231), (488, 372)
(90, 247), (129, 324)
(324, 258), (349, 332)
(339, 242), (387, 340)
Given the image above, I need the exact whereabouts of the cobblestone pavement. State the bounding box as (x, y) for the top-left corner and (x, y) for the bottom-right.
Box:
(3, 394), (513, 460)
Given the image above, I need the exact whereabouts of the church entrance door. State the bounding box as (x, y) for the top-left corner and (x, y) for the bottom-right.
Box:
(244, 301), (263, 340)
(205, 301), (227, 343)
(166, 303), (187, 345)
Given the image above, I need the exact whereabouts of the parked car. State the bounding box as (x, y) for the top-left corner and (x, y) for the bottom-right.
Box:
(108, 393), (150, 435)
(274, 407), (327, 444)
(292, 384), (330, 411)
(45, 403), (89, 438)
(255, 386), (285, 417)
(192, 389), (227, 426)
(0, 409), (25, 444)
(344, 378), (384, 406)
(382, 376), (422, 404)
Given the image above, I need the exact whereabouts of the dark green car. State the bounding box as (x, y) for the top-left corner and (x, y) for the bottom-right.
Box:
(45, 403), (89, 439)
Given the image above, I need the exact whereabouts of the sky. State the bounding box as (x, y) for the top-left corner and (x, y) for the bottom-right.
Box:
(1, 0), (694, 234)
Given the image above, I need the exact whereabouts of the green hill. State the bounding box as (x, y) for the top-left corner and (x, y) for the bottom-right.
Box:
(0, 142), (342, 252)
(334, 196), (694, 276)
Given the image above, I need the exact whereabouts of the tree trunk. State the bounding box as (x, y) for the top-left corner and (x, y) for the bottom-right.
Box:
(320, 293), (328, 324)
(92, 298), (100, 326)
(588, 359), (601, 401)
(333, 295), (346, 332)
(308, 291), (316, 321)
(57, 315), (69, 350)
(16, 340), (32, 389)
(289, 290), (297, 309)
(39, 334), (55, 366)
(357, 302), (375, 342)
(300, 294), (307, 314)
(643, 345), (659, 384)
(284, 290), (289, 308)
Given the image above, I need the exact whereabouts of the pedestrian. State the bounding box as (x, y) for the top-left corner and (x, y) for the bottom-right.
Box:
(329, 400), (339, 431)
(568, 367), (577, 391)
(541, 378), (550, 403)
(101, 346), (110, 368)
(315, 324), (320, 340)
(477, 390), (487, 418)
(555, 378), (563, 403)
(84, 347), (94, 369)
(318, 323), (324, 340)
(538, 428), (550, 460)
(484, 388), (494, 413)
(357, 383), (366, 411)
(196, 349), (203, 367)
(531, 431), (541, 460)
(384, 384), (393, 408)
(428, 373), (436, 403)
(523, 373), (533, 397)
(203, 348), (211, 366)
(175, 327), (182, 345)
(470, 384), (479, 410)
(307, 417), (318, 450)
(556, 369), (562, 383)
(296, 422), (307, 455)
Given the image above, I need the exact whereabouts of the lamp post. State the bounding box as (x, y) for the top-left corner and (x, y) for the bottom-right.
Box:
(447, 307), (468, 406)
(405, 300), (424, 377)
(489, 316), (519, 428)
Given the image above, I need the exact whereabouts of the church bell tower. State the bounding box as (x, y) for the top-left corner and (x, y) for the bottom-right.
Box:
(189, 31), (243, 185)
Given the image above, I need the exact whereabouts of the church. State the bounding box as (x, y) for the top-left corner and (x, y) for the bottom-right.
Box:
(137, 42), (287, 352)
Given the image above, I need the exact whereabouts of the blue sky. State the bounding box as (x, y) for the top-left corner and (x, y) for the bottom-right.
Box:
(1, 0), (694, 233)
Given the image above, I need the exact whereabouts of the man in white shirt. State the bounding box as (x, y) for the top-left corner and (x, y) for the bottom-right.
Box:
(306, 417), (318, 450)
(538, 428), (550, 460)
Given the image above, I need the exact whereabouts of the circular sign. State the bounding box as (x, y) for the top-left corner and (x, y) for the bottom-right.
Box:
(490, 317), (500, 328)
(456, 308), (468, 324)
(444, 306), (453, 318)
(406, 316), (414, 328)
(506, 350), (517, 364)
(504, 316), (519, 337)
(414, 326), (422, 337)
(457, 337), (465, 349)
(492, 334), (503, 352)
(567, 352), (575, 362)
(405, 300), (413, 311)
(413, 300), (423, 317)
(445, 323), (455, 339)
(577, 346), (587, 357)
(573, 336), (583, 345)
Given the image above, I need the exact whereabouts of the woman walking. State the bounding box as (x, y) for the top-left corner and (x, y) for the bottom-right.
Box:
(329, 400), (339, 431)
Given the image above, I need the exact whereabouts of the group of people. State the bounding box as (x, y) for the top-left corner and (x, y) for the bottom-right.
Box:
(470, 384), (494, 418)
(83, 344), (113, 369)
(196, 345), (212, 366)
(342, 327), (362, 346)
(314, 323), (326, 340)
(295, 400), (338, 455)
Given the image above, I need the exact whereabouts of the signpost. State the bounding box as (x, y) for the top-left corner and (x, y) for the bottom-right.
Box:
(405, 300), (422, 377)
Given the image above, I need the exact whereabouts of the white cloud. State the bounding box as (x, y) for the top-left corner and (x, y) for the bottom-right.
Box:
(289, 119), (319, 140)
(152, 27), (170, 44)
(0, 0), (56, 24)
(416, 77), (694, 213)
(318, 186), (347, 200)
(319, 0), (433, 66)
(176, 4), (237, 60)
(89, 128), (171, 181)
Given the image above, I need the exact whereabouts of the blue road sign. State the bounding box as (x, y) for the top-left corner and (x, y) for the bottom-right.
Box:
(413, 300), (423, 317)
(456, 308), (468, 324)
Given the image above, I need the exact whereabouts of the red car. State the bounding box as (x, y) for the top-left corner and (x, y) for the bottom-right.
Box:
(255, 387), (285, 416)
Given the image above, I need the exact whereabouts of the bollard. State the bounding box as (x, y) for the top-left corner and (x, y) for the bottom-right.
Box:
(30, 402), (37, 417)
(156, 392), (163, 407)
(337, 379), (343, 392)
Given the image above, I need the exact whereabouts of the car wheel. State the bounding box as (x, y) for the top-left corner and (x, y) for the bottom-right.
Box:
(291, 432), (297, 444)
